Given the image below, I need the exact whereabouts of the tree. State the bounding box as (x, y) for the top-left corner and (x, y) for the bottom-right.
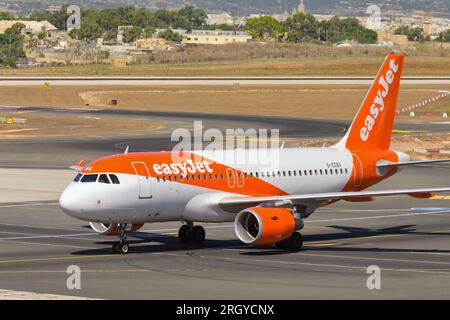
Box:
(155, 9), (191, 31)
(123, 26), (142, 43)
(158, 29), (182, 42)
(0, 11), (16, 20)
(144, 26), (156, 38)
(178, 5), (207, 29)
(284, 13), (318, 43)
(245, 16), (284, 41)
(103, 29), (118, 42)
(436, 29), (450, 42)
(0, 23), (26, 67)
(394, 26), (424, 41)
(71, 20), (103, 40)
(29, 5), (70, 30)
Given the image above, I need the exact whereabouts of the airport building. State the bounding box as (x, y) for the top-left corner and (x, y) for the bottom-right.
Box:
(183, 30), (252, 45)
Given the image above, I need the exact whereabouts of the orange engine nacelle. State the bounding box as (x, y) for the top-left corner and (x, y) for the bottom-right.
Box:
(234, 207), (297, 246)
(89, 222), (144, 235)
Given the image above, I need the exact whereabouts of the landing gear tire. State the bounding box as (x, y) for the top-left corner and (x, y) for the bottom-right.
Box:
(191, 226), (206, 245)
(284, 232), (303, 252)
(178, 224), (205, 245)
(112, 224), (130, 254)
(178, 224), (191, 244)
(112, 241), (129, 254)
(275, 240), (287, 250)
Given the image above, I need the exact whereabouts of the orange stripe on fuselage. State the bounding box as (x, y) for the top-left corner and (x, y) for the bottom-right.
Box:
(81, 152), (288, 197)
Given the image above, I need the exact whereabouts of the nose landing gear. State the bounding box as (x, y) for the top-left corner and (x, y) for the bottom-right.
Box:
(112, 224), (129, 254)
(178, 223), (206, 245)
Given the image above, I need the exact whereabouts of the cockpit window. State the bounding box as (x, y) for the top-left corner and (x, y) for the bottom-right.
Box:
(109, 174), (120, 184)
(98, 174), (110, 184)
(73, 173), (83, 182)
(81, 174), (98, 183)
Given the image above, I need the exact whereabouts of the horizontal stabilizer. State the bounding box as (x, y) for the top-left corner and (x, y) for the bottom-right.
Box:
(377, 158), (450, 168)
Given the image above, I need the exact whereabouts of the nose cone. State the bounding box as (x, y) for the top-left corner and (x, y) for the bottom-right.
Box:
(59, 186), (83, 219)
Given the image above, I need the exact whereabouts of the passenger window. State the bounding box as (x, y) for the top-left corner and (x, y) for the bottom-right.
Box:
(325, 169), (328, 175)
(81, 174), (98, 183)
(73, 173), (83, 182)
(98, 174), (110, 184)
(340, 169), (344, 174)
(109, 174), (120, 184)
(320, 169), (323, 175)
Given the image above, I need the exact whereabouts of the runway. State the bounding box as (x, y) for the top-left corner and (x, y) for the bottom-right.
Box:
(0, 165), (449, 299)
(1, 76), (450, 86)
(0, 109), (450, 299)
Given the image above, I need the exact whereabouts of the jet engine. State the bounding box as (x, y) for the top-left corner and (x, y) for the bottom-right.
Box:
(89, 222), (144, 235)
(234, 207), (299, 245)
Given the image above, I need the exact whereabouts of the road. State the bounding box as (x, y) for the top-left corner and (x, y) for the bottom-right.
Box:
(1, 76), (450, 86)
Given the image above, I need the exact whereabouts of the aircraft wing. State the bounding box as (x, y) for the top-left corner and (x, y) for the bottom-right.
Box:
(219, 187), (450, 212)
(377, 158), (450, 168)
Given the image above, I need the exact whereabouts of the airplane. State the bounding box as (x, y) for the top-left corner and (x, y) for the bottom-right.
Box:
(59, 53), (450, 254)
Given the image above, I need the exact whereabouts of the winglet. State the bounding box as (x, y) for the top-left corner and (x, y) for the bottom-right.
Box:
(69, 159), (85, 171)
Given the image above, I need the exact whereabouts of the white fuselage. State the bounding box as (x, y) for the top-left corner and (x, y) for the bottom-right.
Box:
(60, 147), (358, 224)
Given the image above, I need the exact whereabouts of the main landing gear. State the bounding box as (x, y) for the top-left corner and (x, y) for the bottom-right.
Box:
(178, 223), (206, 245)
(275, 232), (303, 252)
(112, 224), (129, 254)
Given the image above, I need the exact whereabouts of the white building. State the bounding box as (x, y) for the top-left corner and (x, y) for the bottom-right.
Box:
(207, 13), (234, 25)
(0, 20), (57, 34)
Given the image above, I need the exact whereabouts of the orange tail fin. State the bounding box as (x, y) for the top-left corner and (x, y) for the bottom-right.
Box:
(336, 53), (404, 151)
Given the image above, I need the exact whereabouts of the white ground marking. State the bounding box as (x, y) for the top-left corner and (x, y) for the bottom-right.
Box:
(0, 289), (99, 300)
(152, 252), (450, 276)
(0, 202), (58, 208)
(305, 209), (450, 223)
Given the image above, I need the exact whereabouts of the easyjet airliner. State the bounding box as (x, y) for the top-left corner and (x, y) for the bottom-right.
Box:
(60, 53), (450, 254)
